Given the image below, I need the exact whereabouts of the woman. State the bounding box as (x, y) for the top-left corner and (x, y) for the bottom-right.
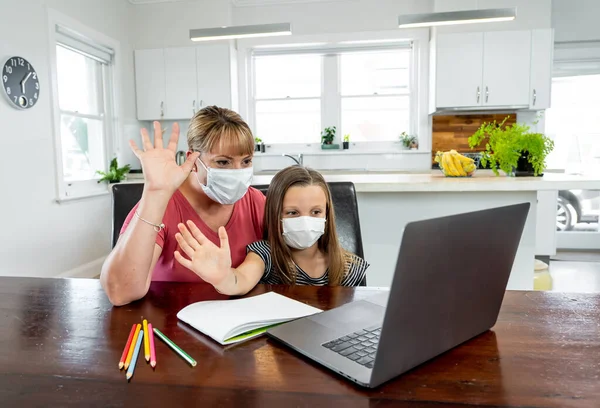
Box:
(100, 106), (266, 306)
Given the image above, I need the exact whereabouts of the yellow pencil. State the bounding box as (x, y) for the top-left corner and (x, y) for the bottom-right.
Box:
(124, 323), (141, 370)
(143, 319), (150, 362)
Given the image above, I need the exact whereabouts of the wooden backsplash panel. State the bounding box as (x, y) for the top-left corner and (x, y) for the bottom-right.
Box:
(431, 114), (516, 162)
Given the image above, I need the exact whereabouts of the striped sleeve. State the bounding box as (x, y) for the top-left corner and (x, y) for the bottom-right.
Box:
(246, 240), (273, 282)
(341, 253), (370, 287)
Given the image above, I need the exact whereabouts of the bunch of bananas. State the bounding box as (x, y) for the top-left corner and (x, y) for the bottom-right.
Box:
(435, 150), (477, 177)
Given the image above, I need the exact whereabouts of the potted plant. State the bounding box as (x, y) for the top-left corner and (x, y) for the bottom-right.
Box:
(254, 137), (262, 152)
(468, 116), (554, 177)
(343, 134), (350, 150)
(96, 157), (131, 184)
(321, 126), (339, 150)
(399, 132), (417, 150)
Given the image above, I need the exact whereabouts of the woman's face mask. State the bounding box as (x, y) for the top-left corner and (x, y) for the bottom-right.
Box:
(195, 158), (253, 205)
(282, 216), (326, 249)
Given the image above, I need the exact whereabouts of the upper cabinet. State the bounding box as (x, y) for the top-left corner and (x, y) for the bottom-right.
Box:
(164, 47), (198, 120)
(134, 44), (236, 121)
(134, 49), (166, 121)
(196, 44), (236, 110)
(431, 29), (553, 112)
(529, 29), (554, 110)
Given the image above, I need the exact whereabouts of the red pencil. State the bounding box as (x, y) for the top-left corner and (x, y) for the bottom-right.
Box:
(119, 324), (137, 370)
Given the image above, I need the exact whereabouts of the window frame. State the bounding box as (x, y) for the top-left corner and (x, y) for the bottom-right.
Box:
(47, 9), (122, 202)
(238, 30), (428, 152)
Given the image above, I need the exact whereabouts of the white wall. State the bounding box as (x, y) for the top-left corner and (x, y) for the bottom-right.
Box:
(552, 0), (600, 42)
(129, 0), (232, 49)
(232, 0), (434, 34)
(0, 0), (137, 278)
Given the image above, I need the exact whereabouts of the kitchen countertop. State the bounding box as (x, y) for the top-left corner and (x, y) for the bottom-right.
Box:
(125, 170), (600, 193)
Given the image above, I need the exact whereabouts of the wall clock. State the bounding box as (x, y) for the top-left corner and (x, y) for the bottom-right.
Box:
(2, 56), (40, 109)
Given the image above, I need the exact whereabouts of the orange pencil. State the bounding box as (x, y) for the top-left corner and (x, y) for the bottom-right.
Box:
(148, 323), (156, 368)
(124, 323), (141, 370)
(118, 324), (137, 370)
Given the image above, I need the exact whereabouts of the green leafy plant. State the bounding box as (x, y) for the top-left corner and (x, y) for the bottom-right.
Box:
(321, 126), (336, 144)
(399, 131), (417, 148)
(96, 157), (131, 183)
(343, 134), (350, 143)
(468, 116), (554, 176)
(254, 137), (262, 143)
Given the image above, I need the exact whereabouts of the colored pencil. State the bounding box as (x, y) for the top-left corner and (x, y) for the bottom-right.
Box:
(153, 327), (196, 367)
(124, 323), (141, 370)
(148, 323), (156, 368)
(126, 330), (144, 381)
(119, 324), (137, 370)
(143, 319), (150, 362)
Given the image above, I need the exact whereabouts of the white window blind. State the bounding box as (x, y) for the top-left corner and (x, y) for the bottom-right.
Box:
(56, 25), (114, 64)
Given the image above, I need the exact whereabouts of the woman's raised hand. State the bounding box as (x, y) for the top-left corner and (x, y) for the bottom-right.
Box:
(129, 122), (200, 194)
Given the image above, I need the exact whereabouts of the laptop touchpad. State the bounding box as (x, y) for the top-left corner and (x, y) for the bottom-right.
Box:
(308, 300), (384, 332)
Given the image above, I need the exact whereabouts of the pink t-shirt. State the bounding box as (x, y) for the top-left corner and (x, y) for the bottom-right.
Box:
(120, 187), (266, 282)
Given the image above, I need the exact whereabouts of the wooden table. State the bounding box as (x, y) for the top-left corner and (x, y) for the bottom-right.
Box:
(0, 277), (598, 407)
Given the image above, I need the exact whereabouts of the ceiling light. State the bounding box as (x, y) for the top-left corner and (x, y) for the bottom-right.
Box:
(398, 8), (516, 28)
(190, 23), (291, 42)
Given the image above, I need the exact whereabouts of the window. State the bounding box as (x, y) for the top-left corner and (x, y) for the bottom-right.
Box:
(50, 20), (116, 200)
(340, 50), (411, 142)
(253, 54), (321, 144)
(251, 44), (412, 145)
(545, 74), (600, 176)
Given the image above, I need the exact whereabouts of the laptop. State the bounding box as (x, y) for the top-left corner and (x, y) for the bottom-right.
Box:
(267, 203), (530, 388)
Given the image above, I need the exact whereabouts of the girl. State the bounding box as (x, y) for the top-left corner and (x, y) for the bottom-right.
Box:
(174, 166), (369, 295)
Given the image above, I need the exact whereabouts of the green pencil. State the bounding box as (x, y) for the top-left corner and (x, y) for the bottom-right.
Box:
(153, 327), (197, 367)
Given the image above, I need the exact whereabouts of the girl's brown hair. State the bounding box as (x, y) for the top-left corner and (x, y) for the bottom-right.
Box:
(264, 166), (347, 285)
(187, 106), (254, 156)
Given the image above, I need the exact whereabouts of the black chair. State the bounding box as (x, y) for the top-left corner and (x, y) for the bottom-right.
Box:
(111, 181), (366, 285)
(253, 182), (366, 286)
(111, 183), (145, 248)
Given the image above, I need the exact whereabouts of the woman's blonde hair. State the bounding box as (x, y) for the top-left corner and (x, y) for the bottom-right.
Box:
(264, 166), (347, 285)
(187, 106), (254, 156)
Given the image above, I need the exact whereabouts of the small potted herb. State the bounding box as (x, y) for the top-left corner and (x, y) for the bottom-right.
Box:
(254, 137), (262, 152)
(343, 134), (350, 150)
(96, 157), (131, 184)
(399, 132), (417, 150)
(468, 116), (554, 177)
(321, 126), (339, 150)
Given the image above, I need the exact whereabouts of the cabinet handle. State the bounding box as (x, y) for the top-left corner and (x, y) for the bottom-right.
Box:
(192, 100), (196, 115)
(485, 86), (489, 103)
(160, 101), (164, 117)
(476, 86), (480, 103)
(532, 89), (537, 106)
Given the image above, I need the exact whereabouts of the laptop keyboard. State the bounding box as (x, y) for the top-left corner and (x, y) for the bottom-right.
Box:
(322, 327), (381, 369)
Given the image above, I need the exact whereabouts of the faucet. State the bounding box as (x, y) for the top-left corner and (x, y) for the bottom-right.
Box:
(282, 153), (303, 166)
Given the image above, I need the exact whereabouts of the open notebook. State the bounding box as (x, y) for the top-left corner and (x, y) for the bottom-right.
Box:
(176, 292), (322, 345)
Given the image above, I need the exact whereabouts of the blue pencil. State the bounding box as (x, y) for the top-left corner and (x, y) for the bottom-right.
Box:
(126, 329), (144, 381)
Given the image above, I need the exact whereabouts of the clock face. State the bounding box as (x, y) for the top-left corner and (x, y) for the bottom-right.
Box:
(2, 56), (40, 109)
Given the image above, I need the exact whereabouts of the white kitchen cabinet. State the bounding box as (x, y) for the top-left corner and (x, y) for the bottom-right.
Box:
(134, 49), (166, 121)
(435, 32), (484, 108)
(164, 47), (198, 120)
(432, 29), (550, 111)
(134, 44), (236, 120)
(196, 44), (235, 110)
(529, 29), (554, 110)
(482, 31), (531, 107)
